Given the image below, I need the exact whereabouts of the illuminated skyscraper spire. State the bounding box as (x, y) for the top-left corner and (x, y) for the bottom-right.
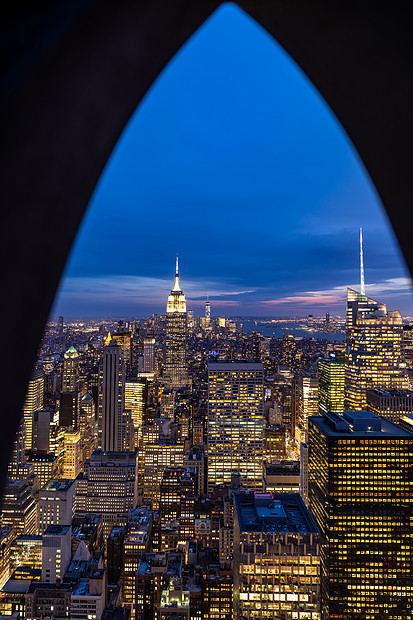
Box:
(173, 253), (181, 292)
(165, 255), (188, 387)
(360, 227), (365, 296)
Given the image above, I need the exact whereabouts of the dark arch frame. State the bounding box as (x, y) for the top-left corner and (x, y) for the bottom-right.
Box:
(1, 0), (413, 499)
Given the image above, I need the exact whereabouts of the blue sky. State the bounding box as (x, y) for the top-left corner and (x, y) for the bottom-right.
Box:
(51, 2), (413, 319)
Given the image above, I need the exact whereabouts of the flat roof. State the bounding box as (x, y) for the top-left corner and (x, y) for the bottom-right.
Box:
(208, 361), (263, 370)
(310, 411), (413, 437)
(234, 492), (319, 535)
(1, 579), (32, 594)
(366, 387), (413, 398)
(44, 524), (71, 536)
(41, 479), (75, 492)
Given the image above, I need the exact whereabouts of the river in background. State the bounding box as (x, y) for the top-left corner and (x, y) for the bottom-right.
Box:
(240, 319), (346, 342)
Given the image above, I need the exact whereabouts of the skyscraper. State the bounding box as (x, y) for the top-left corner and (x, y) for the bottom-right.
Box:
(143, 329), (155, 373)
(207, 361), (264, 491)
(98, 341), (126, 451)
(318, 352), (345, 414)
(296, 374), (318, 443)
(164, 257), (188, 388)
(62, 345), (79, 392)
(74, 450), (138, 539)
(345, 288), (407, 410)
(22, 368), (44, 451)
(282, 333), (295, 367)
(205, 297), (211, 321)
(308, 411), (413, 618)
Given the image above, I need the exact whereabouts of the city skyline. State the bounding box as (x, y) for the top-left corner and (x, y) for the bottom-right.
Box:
(48, 3), (412, 319)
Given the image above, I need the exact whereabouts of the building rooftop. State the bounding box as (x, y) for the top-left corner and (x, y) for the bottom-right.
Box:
(310, 411), (413, 437)
(367, 387), (413, 397)
(265, 461), (300, 476)
(28, 452), (57, 463)
(234, 492), (319, 535)
(208, 361), (263, 369)
(40, 479), (75, 492)
(44, 524), (71, 536)
(108, 527), (124, 540)
(1, 579), (32, 594)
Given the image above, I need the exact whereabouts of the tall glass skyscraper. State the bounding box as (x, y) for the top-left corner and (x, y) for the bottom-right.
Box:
(318, 352), (345, 415)
(345, 288), (407, 410)
(308, 411), (413, 619)
(164, 257), (188, 388)
(207, 361), (264, 491)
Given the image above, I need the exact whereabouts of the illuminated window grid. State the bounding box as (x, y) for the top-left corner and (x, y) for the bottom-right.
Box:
(207, 363), (264, 492)
(346, 310), (407, 411)
(308, 417), (413, 619)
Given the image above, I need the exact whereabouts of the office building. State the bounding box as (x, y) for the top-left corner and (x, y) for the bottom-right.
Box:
(318, 352), (345, 414)
(263, 460), (300, 493)
(125, 379), (146, 443)
(106, 526), (125, 584)
(98, 341), (126, 451)
(7, 419), (26, 479)
(122, 508), (153, 609)
(38, 479), (76, 534)
(62, 345), (79, 392)
(207, 361), (264, 491)
(300, 442), (309, 506)
(263, 423), (285, 462)
(41, 524), (71, 584)
(1, 479), (37, 535)
(366, 387), (413, 424)
(62, 430), (82, 479)
(74, 450), (138, 539)
(308, 410), (413, 618)
(402, 324), (413, 369)
(164, 257), (188, 388)
(205, 298), (211, 321)
(59, 390), (78, 428)
(233, 491), (320, 619)
(345, 288), (407, 410)
(282, 333), (295, 367)
(26, 452), (59, 487)
(32, 409), (55, 451)
(143, 329), (156, 373)
(0, 526), (14, 589)
(160, 467), (185, 526)
(202, 572), (233, 620)
(22, 368), (44, 450)
(143, 441), (184, 509)
(297, 375), (318, 443)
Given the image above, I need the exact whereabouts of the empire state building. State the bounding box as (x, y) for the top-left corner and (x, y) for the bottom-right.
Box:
(164, 256), (188, 388)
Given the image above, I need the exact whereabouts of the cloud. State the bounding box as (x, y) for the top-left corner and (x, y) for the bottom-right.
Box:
(56, 274), (257, 306)
(263, 277), (413, 307)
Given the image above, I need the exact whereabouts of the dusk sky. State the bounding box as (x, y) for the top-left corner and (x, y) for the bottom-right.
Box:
(51, 2), (413, 319)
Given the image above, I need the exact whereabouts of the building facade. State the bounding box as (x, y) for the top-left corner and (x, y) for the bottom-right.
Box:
(98, 341), (126, 451)
(308, 410), (413, 619)
(164, 258), (188, 388)
(233, 491), (320, 619)
(345, 288), (407, 410)
(318, 353), (345, 415)
(207, 361), (264, 491)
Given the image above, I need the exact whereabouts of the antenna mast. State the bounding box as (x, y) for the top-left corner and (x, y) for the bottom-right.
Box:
(360, 227), (365, 296)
